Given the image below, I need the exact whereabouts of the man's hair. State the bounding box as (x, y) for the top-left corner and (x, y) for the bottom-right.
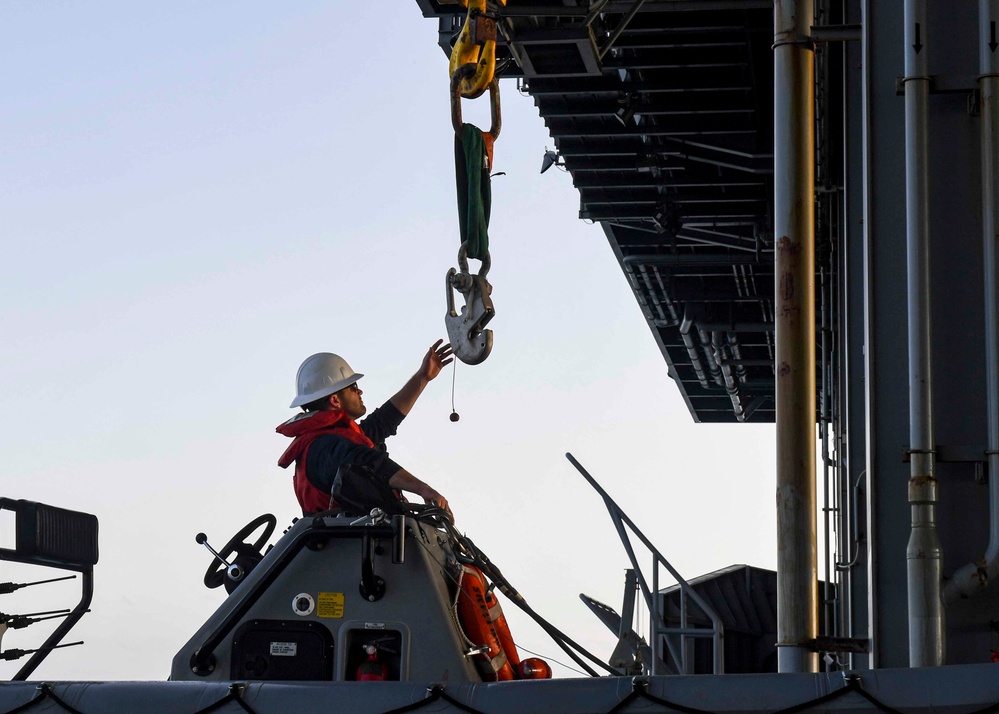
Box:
(302, 395), (332, 412)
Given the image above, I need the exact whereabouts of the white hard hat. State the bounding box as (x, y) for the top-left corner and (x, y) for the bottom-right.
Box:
(290, 353), (364, 408)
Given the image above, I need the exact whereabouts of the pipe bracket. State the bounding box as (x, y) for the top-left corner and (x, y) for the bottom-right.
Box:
(771, 38), (815, 51)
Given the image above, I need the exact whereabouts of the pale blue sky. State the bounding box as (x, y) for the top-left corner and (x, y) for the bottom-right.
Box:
(1, 2), (777, 680)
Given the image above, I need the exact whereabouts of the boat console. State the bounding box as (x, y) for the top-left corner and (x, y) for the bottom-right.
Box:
(173, 508), (486, 684)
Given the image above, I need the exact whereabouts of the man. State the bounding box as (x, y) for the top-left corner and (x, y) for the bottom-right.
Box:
(277, 341), (453, 517)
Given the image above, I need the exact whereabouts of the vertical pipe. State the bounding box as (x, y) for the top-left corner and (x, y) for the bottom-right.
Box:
(774, 0), (819, 674)
(980, 0), (999, 595)
(860, 0), (881, 666)
(903, 0), (945, 668)
(944, 0), (999, 604)
(821, 264), (834, 640)
(836, 185), (855, 658)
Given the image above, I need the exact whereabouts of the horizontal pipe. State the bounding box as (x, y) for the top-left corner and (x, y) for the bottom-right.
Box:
(697, 328), (724, 386)
(713, 330), (748, 421)
(692, 320), (773, 332)
(494, 0), (773, 16)
(680, 307), (712, 389)
(623, 254), (764, 266)
(810, 24), (862, 43)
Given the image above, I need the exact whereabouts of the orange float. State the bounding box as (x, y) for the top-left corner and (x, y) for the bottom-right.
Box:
(456, 565), (551, 681)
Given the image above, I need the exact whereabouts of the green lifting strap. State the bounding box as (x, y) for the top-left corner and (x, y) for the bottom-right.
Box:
(454, 123), (491, 261)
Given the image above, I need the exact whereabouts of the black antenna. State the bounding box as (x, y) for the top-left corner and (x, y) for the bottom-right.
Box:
(1, 609), (75, 629)
(1, 641), (83, 661)
(0, 575), (76, 595)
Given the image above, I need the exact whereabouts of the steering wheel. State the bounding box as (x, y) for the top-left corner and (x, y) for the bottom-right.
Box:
(202, 513), (277, 589)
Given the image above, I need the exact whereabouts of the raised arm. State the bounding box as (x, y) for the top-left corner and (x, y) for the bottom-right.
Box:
(389, 340), (453, 416)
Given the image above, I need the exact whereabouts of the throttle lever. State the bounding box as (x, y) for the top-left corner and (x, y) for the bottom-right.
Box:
(196, 533), (245, 583)
(196, 532), (230, 567)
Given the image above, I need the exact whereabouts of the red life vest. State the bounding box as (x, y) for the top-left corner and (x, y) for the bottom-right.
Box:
(276, 410), (375, 514)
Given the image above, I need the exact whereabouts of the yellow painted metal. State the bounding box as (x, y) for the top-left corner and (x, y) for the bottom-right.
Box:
(448, 0), (506, 99)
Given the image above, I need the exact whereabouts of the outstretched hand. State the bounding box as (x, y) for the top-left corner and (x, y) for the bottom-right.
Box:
(420, 339), (454, 382)
(389, 340), (454, 415)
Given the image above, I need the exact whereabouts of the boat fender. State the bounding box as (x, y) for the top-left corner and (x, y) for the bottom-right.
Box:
(516, 657), (553, 680)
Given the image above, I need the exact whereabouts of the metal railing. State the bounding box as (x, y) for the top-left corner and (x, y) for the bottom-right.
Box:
(566, 453), (725, 675)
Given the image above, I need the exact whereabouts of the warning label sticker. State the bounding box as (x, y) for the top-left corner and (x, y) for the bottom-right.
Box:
(270, 642), (297, 657)
(317, 592), (345, 619)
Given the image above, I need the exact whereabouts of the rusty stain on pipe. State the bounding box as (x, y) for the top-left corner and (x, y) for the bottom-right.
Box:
(774, 0), (818, 673)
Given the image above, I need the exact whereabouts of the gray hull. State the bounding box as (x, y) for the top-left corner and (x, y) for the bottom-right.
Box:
(3, 665), (999, 713)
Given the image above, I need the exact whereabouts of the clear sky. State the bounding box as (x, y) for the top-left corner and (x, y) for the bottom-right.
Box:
(0, 2), (777, 680)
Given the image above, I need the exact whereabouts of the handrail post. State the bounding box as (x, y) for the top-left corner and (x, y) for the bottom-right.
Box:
(567, 453), (726, 674)
(652, 558), (661, 675)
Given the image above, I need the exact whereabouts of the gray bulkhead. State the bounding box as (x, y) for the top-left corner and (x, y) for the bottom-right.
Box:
(170, 514), (481, 684)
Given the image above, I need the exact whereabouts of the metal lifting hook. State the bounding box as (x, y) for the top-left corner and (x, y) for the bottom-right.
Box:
(445, 242), (494, 365)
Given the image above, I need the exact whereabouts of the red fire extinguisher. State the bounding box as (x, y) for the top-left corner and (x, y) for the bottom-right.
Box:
(356, 644), (388, 681)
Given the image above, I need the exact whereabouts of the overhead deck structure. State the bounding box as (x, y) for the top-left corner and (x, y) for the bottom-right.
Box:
(420, 0), (779, 424)
(417, 0), (999, 676)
